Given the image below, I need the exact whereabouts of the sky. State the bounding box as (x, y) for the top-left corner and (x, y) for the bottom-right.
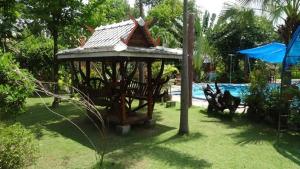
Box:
(128, 0), (237, 16)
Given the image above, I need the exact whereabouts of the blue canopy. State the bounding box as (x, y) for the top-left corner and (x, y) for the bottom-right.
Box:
(284, 26), (300, 69)
(238, 42), (286, 63)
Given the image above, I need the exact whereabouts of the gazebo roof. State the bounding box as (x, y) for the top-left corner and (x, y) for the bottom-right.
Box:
(57, 17), (182, 60)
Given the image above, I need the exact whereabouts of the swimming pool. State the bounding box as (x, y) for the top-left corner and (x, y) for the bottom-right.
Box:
(192, 83), (249, 100)
(171, 83), (280, 100)
(171, 82), (300, 101)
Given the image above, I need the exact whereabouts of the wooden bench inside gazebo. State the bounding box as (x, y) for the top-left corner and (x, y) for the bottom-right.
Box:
(57, 17), (181, 133)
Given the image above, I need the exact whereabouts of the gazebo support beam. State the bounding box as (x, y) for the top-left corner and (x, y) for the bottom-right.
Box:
(86, 61), (90, 85)
(147, 61), (153, 119)
(120, 61), (127, 124)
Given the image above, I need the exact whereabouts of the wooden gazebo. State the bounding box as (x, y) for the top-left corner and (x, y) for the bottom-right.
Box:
(57, 17), (181, 130)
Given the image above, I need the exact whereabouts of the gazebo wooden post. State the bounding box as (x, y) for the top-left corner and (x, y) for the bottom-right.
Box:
(111, 62), (117, 96)
(86, 61), (91, 85)
(119, 61), (127, 124)
(85, 60), (92, 115)
(147, 61), (153, 119)
(112, 62), (117, 83)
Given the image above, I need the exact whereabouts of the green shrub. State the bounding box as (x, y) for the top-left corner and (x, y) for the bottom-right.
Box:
(152, 62), (179, 80)
(0, 52), (35, 119)
(245, 61), (300, 125)
(0, 123), (38, 169)
(152, 62), (179, 96)
(245, 62), (269, 121)
(289, 93), (300, 127)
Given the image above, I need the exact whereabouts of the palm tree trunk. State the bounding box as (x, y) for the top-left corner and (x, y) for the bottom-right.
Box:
(188, 14), (195, 107)
(179, 0), (189, 135)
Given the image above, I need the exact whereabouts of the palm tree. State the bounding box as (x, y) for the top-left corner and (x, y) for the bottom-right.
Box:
(237, 0), (300, 44)
(237, 0), (300, 85)
(193, 11), (217, 78)
(179, 0), (189, 135)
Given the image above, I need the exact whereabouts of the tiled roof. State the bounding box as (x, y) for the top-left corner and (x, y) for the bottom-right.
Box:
(84, 18), (144, 49)
(57, 46), (182, 60)
(57, 17), (182, 60)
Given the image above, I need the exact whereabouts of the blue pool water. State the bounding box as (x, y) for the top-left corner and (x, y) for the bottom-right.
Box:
(192, 83), (249, 100)
(172, 82), (300, 100)
(171, 83), (282, 100)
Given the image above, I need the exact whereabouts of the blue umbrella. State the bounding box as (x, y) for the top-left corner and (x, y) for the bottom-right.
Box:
(239, 42), (286, 64)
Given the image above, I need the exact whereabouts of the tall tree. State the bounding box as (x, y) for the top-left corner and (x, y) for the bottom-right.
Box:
(193, 11), (217, 77)
(237, 0), (300, 44)
(237, 0), (300, 85)
(23, 0), (84, 107)
(147, 0), (183, 47)
(83, 0), (129, 28)
(0, 0), (24, 52)
(209, 7), (277, 82)
(179, 0), (189, 135)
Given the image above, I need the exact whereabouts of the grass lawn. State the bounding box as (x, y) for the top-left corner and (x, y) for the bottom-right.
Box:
(17, 97), (300, 169)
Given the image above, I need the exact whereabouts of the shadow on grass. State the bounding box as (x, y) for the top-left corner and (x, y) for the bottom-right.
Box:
(274, 133), (300, 166)
(98, 133), (210, 169)
(199, 109), (247, 128)
(104, 146), (212, 169)
(229, 125), (276, 145)
(156, 132), (204, 145)
(199, 108), (300, 166)
(19, 101), (175, 150)
(19, 99), (211, 168)
(199, 109), (273, 145)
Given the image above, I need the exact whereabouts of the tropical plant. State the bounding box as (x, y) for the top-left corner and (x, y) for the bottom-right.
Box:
(152, 62), (179, 80)
(244, 61), (288, 124)
(193, 11), (218, 78)
(208, 6), (277, 82)
(245, 61), (271, 121)
(150, 25), (181, 48)
(147, 0), (183, 48)
(237, 0), (300, 44)
(0, 52), (34, 119)
(289, 97), (300, 127)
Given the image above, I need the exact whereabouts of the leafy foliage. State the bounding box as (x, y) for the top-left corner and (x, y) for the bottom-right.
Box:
(0, 123), (38, 169)
(152, 62), (179, 80)
(245, 61), (271, 121)
(0, 0), (24, 51)
(244, 61), (285, 124)
(0, 52), (34, 119)
(149, 25), (181, 48)
(147, 0), (183, 47)
(22, 0), (83, 34)
(152, 62), (178, 96)
(83, 0), (130, 28)
(245, 61), (300, 126)
(193, 11), (218, 78)
(237, 0), (300, 44)
(289, 98), (300, 126)
(15, 32), (53, 81)
(209, 7), (278, 82)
